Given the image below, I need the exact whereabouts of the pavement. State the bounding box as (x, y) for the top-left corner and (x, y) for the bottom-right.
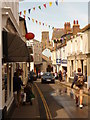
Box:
(8, 84), (40, 119)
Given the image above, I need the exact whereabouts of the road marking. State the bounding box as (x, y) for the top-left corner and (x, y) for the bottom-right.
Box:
(34, 83), (52, 120)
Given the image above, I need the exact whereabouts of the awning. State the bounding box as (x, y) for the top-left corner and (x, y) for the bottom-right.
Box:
(2, 31), (33, 63)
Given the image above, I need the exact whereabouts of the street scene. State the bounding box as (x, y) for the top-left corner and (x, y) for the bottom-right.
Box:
(0, 0), (90, 120)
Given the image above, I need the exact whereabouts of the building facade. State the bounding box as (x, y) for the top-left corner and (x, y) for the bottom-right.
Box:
(67, 24), (90, 89)
(41, 31), (49, 50)
(26, 39), (42, 73)
(0, 1), (30, 119)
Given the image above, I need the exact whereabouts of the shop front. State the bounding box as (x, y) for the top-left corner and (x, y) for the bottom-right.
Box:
(2, 31), (31, 118)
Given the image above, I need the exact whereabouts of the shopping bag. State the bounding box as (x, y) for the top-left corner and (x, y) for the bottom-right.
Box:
(30, 92), (35, 100)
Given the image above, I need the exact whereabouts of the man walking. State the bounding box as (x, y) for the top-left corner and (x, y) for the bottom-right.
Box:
(71, 68), (85, 109)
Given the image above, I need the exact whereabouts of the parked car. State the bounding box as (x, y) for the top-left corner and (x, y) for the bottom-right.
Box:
(41, 72), (55, 83)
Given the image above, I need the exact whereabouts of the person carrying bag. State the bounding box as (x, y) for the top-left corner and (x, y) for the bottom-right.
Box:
(71, 68), (85, 109)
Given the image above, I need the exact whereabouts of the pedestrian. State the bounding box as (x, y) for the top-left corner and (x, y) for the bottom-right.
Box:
(13, 69), (24, 107)
(71, 68), (85, 109)
(63, 70), (66, 81)
(55, 71), (58, 79)
(29, 69), (34, 84)
(59, 70), (62, 82)
(24, 83), (33, 105)
(73, 70), (77, 77)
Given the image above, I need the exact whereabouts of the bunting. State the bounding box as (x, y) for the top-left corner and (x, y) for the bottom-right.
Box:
(55, 0), (58, 6)
(24, 10), (26, 15)
(28, 17), (54, 29)
(28, 9), (31, 14)
(23, 15), (25, 19)
(49, 2), (52, 6)
(28, 17), (30, 20)
(39, 22), (41, 25)
(32, 18), (34, 22)
(43, 4), (46, 8)
(20, 11), (22, 16)
(33, 7), (35, 10)
(38, 6), (41, 10)
(36, 20), (38, 23)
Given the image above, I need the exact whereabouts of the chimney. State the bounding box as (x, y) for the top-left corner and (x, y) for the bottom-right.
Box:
(73, 20), (80, 35)
(64, 22), (71, 34)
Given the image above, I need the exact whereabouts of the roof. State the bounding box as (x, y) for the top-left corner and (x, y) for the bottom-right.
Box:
(52, 28), (65, 40)
(81, 24), (90, 32)
(42, 54), (52, 63)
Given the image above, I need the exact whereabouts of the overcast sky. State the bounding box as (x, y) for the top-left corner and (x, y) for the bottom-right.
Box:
(19, 0), (89, 41)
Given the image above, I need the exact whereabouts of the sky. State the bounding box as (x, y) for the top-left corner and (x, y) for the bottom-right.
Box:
(19, 0), (89, 42)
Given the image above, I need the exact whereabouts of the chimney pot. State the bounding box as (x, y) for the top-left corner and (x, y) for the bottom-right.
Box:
(74, 20), (75, 24)
(77, 20), (78, 24)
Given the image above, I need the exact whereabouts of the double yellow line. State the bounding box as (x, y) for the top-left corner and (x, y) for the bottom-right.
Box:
(34, 83), (52, 120)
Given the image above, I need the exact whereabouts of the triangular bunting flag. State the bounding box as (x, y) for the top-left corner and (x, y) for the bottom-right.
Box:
(33, 7), (35, 10)
(23, 15), (25, 19)
(20, 11), (22, 16)
(32, 18), (34, 22)
(43, 4), (46, 8)
(49, 2), (52, 6)
(36, 20), (38, 23)
(55, 0), (58, 6)
(38, 6), (41, 10)
(28, 17), (30, 20)
(28, 9), (31, 14)
(52, 27), (54, 29)
(39, 22), (41, 25)
(24, 10), (26, 15)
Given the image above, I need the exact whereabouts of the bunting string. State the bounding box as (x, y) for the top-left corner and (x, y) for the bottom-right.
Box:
(20, 13), (54, 30)
(19, 1), (64, 29)
(19, 1), (60, 16)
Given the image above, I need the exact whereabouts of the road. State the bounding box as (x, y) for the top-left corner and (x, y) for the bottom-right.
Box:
(9, 78), (89, 119)
(34, 79), (88, 119)
(34, 80), (69, 119)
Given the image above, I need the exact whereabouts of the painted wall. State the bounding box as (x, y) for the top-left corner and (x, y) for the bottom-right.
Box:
(2, 0), (19, 24)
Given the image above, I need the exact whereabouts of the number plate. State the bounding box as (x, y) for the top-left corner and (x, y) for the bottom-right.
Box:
(47, 79), (51, 81)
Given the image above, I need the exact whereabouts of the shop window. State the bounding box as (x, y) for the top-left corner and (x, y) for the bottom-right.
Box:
(2, 64), (8, 102)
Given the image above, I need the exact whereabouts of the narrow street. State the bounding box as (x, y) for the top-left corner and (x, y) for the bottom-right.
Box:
(9, 79), (88, 119)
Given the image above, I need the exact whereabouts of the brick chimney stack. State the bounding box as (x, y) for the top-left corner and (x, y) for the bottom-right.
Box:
(64, 22), (71, 34)
(73, 20), (80, 35)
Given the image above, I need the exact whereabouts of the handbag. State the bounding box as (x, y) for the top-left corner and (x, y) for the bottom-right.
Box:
(30, 92), (35, 99)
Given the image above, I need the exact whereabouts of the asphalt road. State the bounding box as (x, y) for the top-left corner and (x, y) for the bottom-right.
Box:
(34, 79), (70, 119)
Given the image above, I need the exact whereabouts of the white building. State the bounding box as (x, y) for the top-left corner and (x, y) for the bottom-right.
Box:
(67, 24), (90, 89)
(0, 1), (30, 119)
